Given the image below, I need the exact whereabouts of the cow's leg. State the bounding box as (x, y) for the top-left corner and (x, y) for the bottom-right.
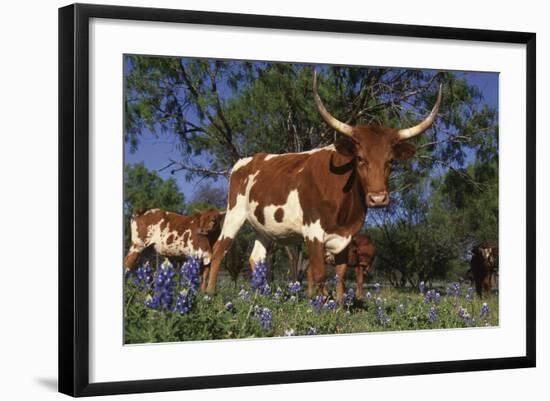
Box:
(205, 210), (247, 295)
(355, 266), (364, 298)
(482, 273), (492, 298)
(124, 244), (145, 272)
(333, 250), (348, 303)
(306, 265), (315, 297)
(201, 264), (210, 291)
(307, 239), (328, 297)
(473, 272), (483, 298)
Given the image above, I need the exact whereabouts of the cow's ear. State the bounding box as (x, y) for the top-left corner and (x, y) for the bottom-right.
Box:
(393, 142), (416, 160)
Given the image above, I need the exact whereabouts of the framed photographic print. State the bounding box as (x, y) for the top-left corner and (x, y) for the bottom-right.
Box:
(58, 3), (536, 397)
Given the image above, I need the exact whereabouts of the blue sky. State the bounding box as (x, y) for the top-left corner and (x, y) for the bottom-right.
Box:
(124, 64), (498, 202)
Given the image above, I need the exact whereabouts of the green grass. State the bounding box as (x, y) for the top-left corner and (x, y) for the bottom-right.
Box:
(124, 278), (499, 344)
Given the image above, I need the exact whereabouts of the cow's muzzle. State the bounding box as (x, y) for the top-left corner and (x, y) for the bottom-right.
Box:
(366, 192), (389, 208)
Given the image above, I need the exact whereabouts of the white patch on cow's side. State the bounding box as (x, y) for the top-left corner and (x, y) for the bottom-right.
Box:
(250, 190), (304, 239)
(231, 157), (253, 173)
(218, 171), (259, 241)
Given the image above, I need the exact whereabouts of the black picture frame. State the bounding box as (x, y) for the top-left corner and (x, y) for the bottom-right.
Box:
(59, 3), (536, 397)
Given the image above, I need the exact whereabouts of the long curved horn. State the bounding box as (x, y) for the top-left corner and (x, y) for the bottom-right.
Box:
(313, 70), (354, 138)
(397, 83), (442, 141)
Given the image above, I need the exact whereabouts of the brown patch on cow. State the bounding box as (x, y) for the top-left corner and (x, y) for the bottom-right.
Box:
(166, 233), (175, 245)
(182, 231), (190, 244)
(274, 207), (284, 223)
(254, 206), (265, 225)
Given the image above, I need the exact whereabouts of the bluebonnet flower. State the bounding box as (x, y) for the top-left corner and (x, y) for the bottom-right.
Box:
(376, 307), (390, 324)
(224, 301), (234, 312)
(342, 288), (355, 307)
(424, 290), (441, 304)
(323, 299), (337, 311)
(251, 261), (270, 296)
(288, 281), (301, 294)
(419, 281), (426, 294)
(145, 259), (177, 311)
(284, 328), (295, 336)
(374, 283), (381, 293)
(180, 256), (202, 292)
(446, 282), (461, 297)
(174, 289), (194, 315)
(375, 297), (383, 306)
(259, 307), (273, 330)
(396, 303), (405, 314)
(306, 327), (318, 335)
(273, 287), (284, 303)
(133, 262), (154, 289)
(238, 288), (250, 300)
(366, 291), (372, 301)
(289, 295), (297, 304)
(309, 295), (326, 311)
(428, 306), (438, 323)
(480, 303), (490, 320)
(458, 306), (474, 326)
(466, 287), (475, 302)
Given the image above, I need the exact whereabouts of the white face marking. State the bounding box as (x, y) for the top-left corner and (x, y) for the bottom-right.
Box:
(231, 157), (253, 173)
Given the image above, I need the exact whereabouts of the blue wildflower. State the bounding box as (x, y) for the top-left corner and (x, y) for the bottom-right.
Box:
(251, 261), (270, 296)
(480, 303), (490, 320)
(238, 288), (250, 300)
(428, 306), (438, 323)
(133, 263), (154, 289)
(466, 287), (475, 302)
(309, 295), (326, 311)
(174, 289), (193, 315)
(145, 259), (177, 311)
(180, 256), (201, 292)
(424, 289), (441, 304)
(343, 288), (355, 307)
(273, 287), (284, 303)
(323, 299), (337, 311)
(288, 281), (301, 294)
(374, 282), (381, 292)
(224, 301), (234, 312)
(259, 307), (273, 330)
(289, 295), (297, 304)
(306, 327), (318, 335)
(458, 306), (474, 326)
(376, 307), (390, 324)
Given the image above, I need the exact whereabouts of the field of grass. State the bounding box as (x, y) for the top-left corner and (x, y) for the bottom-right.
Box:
(124, 260), (498, 344)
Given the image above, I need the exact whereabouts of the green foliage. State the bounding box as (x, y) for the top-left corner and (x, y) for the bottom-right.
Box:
(124, 278), (498, 343)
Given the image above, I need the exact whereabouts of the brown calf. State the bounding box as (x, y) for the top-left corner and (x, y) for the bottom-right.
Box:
(124, 208), (224, 286)
(470, 241), (498, 297)
(306, 233), (376, 298)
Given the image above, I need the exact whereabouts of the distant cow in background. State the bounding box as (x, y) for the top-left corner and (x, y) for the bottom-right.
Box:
(124, 208), (225, 287)
(306, 233), (376, 298)
(470, 241), (498, 297)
